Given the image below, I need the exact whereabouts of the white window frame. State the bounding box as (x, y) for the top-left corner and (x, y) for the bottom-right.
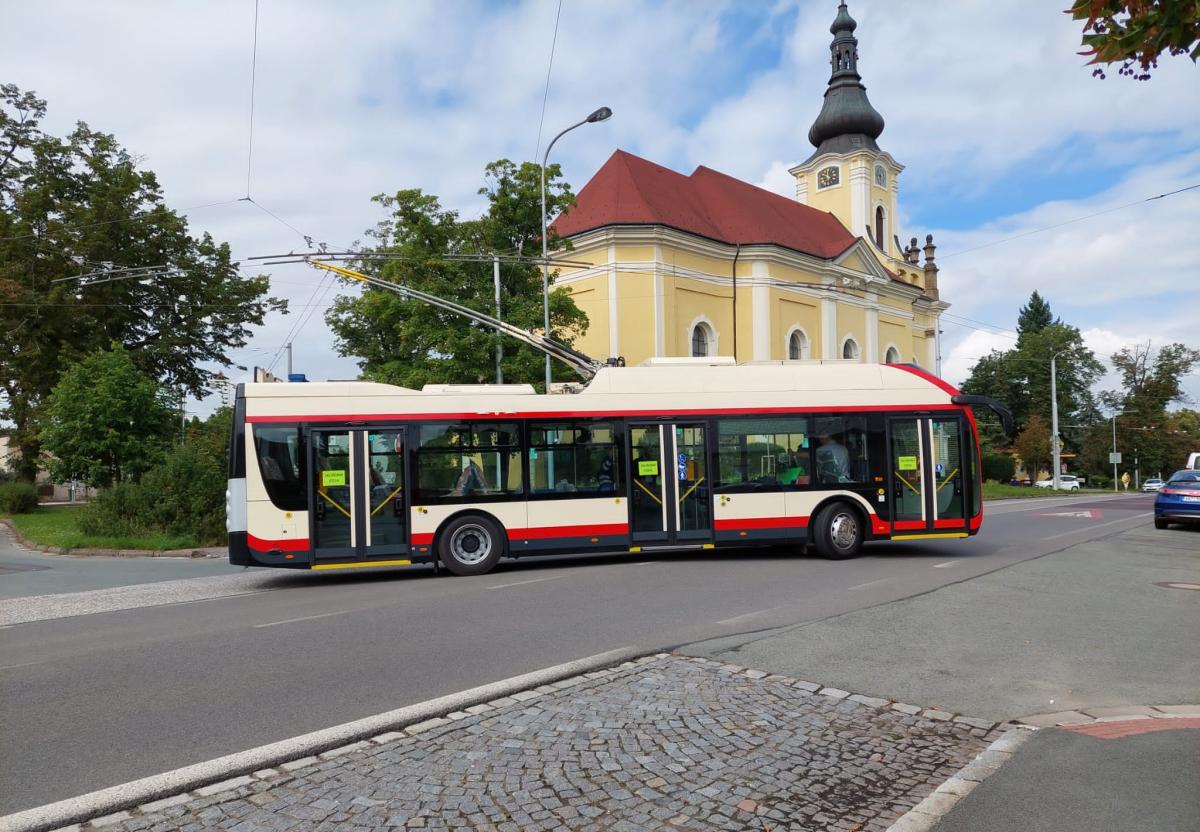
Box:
(841, 336), (861, 362)
(785, 325), (811, 360)
(884, 344), (901, 364)
(687, 315), (719, 357)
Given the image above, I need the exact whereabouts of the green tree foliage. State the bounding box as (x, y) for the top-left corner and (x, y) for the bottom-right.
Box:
(1077, 342), (1200, 477)
(0, 481), (38, 513)
(980, 451), (1015, 483)
(0, 84), (284, 481)
(326, 159), (589, 390)
(78, 407), (231, 543)
(40, 346), (176, 488)
(1069, 0), (1200, 79)
(1013, 413), (1052, 480)
(960, 293), (1103, 447)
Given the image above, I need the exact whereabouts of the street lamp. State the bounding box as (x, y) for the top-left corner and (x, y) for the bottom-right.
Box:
(1049, 350), (1068, 490)
(540, 106), (613, 390)
(1111, 411), (1127, 493)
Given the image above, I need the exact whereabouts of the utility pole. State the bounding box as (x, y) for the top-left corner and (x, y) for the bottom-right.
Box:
(1111, 414), (1119, 493)
(286, 342), (293, 377)
(493, 256), (503, 384)
(1050, 352), (1062, 490)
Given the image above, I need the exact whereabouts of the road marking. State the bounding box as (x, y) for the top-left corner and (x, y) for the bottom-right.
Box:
(715, 606), (782, 626)
(847, 577), (894, 591)
(1043, 513), (1152, 541)
(252, 610), (349, 629)
(0, 659), (45, 671)
(632, 561), (660, 566)
(486, 575), (562, 590)
(932, 560), (960, 569)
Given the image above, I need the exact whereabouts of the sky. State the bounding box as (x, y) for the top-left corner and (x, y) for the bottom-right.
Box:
(3, 0), (1198, 415)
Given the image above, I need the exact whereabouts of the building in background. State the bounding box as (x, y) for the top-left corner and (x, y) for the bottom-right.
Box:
(553, 1), (945, 372)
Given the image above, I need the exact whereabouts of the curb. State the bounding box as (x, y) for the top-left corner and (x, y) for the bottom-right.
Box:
(1013, 702), (1200, 728)
(0, 646), (644, 832)
(883, 726), (1035, 832)
(0, 518), (211, 559)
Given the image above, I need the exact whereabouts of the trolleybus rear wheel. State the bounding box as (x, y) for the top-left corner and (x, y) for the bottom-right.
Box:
(438, 514), (505, 576)
(812, 502), (863, 560)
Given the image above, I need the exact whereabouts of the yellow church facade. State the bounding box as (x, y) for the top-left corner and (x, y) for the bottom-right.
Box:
(551, 1), (946, 374)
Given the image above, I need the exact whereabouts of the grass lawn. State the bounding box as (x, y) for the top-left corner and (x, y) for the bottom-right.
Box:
(982, 482), (1112, 500)
(2, 505), (198, 551)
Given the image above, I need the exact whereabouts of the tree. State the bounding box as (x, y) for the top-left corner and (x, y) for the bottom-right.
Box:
(40, 346), (176, 488)
(326, 159), (589, 390)
(1068, 0), (1200, 79)
(1013, 414), (1052, 481)
(961, 293), (1103, 446)
(1016, 290), (1060, 339)
(0, 84), (285, 481)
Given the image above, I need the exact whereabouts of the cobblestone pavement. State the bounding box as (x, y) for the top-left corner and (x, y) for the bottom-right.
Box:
(84, 655), (1000, 832)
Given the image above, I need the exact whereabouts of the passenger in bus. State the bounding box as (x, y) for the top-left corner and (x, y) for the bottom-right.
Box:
(816, 433), (851, 483)
(454, 458), (490, 496)
(597, 456), (615, 492)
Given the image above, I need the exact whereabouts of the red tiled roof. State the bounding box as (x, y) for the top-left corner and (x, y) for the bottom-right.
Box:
(552, 149), (858, 260)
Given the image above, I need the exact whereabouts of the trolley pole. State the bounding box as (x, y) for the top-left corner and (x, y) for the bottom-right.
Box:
(494, 256), (503, 384)
(286, 342), (293, 377)
(1050, 352), (1062, 490)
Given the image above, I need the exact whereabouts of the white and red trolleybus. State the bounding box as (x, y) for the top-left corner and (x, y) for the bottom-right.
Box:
(227, 360), (1012, 575)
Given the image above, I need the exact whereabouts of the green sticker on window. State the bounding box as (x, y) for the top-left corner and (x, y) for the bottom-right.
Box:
(637, 460), (659, 476)
(322, 469), (347, 487)
(897, 456), (918, 472)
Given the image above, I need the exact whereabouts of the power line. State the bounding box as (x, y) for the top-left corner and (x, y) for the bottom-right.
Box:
(0, 199), (243, 242)
(245, 0), (260, 199)
(940, 183), (1200, 261)
(532, 0), (564, 163)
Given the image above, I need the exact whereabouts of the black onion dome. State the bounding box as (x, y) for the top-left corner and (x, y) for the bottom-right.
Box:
(806, 1), (885, 158)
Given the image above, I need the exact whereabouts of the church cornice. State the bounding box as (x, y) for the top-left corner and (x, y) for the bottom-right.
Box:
(788, 149), (904, 176)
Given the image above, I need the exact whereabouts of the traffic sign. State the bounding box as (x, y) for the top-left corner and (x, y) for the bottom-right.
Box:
(1108, 452), (1122, 464)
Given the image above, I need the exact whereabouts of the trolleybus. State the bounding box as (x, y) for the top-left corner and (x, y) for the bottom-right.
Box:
(227, 360), (1012, 575)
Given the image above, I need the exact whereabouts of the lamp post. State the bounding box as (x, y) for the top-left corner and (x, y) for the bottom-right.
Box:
(540, 106), (612, 390)
(1111, 411), (1127, 493)
(1049, 350), (1067, 490)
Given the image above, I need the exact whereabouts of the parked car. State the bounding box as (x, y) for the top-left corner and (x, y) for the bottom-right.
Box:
(1154, 469), (1200, 529)
(1142, 477), (1164, 492)
(1034, 475), (1080, 491)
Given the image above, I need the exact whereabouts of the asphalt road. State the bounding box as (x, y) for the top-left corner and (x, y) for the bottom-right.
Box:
(0, 494), (1156, 814)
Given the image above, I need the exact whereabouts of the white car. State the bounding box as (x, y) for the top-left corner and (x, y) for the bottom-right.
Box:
(1142, 478), (1165, 492)
(1035, 475), (1081, 491)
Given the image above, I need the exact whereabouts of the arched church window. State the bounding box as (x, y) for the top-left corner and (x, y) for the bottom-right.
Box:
(885, 346), (901, 364)
(842, 338), (860, 361)
(817, 165), (840, 189)
(875, 165), (886, 187)
(875, 206), (885, 249)
(691, 322), (713, 357)
(788, 330), (808, 360)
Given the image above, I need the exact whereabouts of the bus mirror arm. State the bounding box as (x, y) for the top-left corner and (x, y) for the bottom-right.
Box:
(951, 395), (1015, 438)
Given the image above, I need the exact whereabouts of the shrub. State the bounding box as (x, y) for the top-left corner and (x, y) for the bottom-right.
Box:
(981, 452), (1014, 484)
(77, 483), (153, 537)
(0, 482), (39, 514)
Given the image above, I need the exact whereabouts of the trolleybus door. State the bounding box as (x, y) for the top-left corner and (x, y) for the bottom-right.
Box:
(887, 417), (968, 537)
(628, 422), (712, 545)
(310, 427), (409, 561)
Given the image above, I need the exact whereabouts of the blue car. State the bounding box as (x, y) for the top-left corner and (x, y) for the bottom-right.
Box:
(1154, 469), (1200, 529)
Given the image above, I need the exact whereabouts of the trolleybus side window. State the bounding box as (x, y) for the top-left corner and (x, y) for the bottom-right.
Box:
(812, 415), (881, 485)
(415, 422), (523, 502)
(715, 417), (811, 492)
(528, 421), (623, 496)
(252, 424), (307, 510)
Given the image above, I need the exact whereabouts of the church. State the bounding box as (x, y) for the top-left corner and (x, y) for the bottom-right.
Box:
(552, 2), (946, 373)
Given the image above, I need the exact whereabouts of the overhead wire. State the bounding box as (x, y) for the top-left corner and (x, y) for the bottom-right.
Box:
(245, 0), (260, 199)
(532, 0), (564, 163)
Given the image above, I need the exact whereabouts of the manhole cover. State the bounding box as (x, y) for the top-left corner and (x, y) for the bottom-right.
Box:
(1154, 582), (1200, 592)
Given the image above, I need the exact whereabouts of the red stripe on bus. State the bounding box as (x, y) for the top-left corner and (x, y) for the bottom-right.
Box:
(248, 534), (309, 552)
(970, 514), (982, 530)
(870, 515), (890, 535)
(933, 519), (966, 529)
(713, 516), (808, 531)
(891, 364), (962, 397)
(244, 403), (962, 424)
(892, 520), (926, 530)
(411, 532), (434, 545)
(510, 523), (629, 541)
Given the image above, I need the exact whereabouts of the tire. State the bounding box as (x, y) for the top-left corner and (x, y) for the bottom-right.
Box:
(1154, 518), (1168, 530)
(812, 502), (864, 560)
(438, 514), (505, 576)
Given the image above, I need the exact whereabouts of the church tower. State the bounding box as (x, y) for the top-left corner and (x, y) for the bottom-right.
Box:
(790, 2), (902, 261)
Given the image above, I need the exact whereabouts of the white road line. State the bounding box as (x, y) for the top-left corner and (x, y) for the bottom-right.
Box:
(847, 577), (894, 591)
(1043, 513), (1153, 541)
(0, 659), (45, 671)
(632, 561), (660, 566)
(252, 610), (349, 629)
(486, 575), (563, 590)
(715, 606), (782, 626)
(932, 560), (960, 569)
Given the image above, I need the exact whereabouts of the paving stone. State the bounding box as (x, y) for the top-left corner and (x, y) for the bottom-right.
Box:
(89, 811), (133, 827)
(952, 715), (995, 730)
(320, 741), (368, 758)
(137, 794), (193, 813)
(90, 656), (987, 832)
(819, 687), (850, 699)
(849, 694), (890, 709)
(1150, 704), (1200, 717)
(1015, 710), (1092, 727)
(195, 775), (255, 797)
(1080, 704), (1159, 719)
(921, 709), (954, 721)
(891, 702), (922, 716)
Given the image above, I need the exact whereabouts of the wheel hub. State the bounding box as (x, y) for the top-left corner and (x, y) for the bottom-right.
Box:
(830, 513), (857, 549)
(450, 524), (491, 564)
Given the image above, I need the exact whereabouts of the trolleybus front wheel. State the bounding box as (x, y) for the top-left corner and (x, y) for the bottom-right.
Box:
(812, 502), (863, 560)
(438, 514), (505, 576)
